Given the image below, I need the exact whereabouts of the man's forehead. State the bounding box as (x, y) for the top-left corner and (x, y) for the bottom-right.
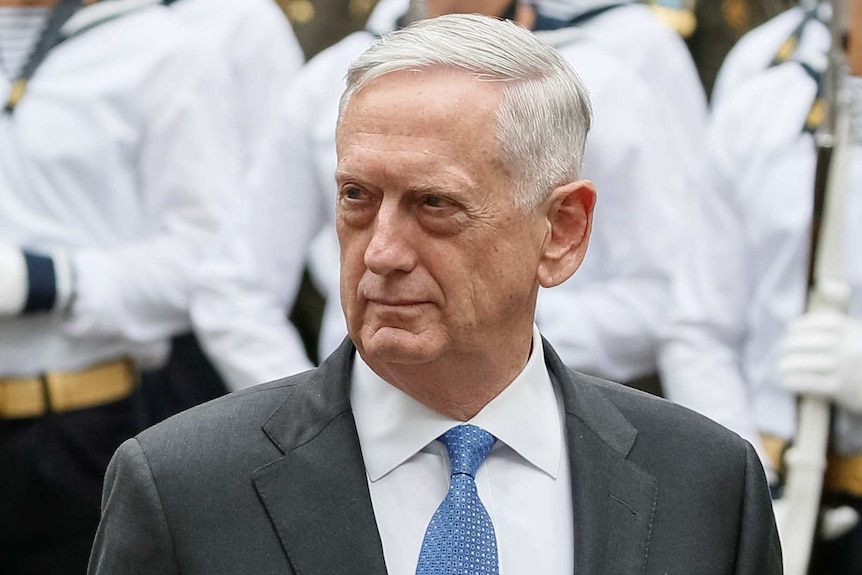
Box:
(337, 68), (503, 155)
(340, 68), (503, 125)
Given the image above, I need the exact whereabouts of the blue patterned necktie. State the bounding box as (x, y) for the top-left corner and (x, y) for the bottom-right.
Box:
(415, 424), (499, 575)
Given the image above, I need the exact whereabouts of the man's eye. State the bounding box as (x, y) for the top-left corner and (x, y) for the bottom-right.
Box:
(424, 195), (452, 208)
(344, 187), (364, 200)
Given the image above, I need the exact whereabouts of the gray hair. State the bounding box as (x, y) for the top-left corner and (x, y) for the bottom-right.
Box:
(338, 13), (592, 210)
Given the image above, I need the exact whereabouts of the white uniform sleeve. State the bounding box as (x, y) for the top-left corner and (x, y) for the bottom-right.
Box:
(63, 46), (241, 344)
(229, 0), (304, 167)
(658, 108), (771, 472)
(191, 82), (324, 390)
(536, 67), (683, 383)
(710, 7), (805, 109)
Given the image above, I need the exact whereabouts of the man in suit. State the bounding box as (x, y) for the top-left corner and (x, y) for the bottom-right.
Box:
(89, 14), (782, 575)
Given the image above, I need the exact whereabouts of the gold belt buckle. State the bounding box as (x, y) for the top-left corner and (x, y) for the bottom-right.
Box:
(0, 358), (138, 418)
(760, 432), (788, 476)
(825, 453), (862, 497)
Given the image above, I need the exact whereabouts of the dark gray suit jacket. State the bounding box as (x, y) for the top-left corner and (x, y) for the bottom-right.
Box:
(89, 339), (782, 574)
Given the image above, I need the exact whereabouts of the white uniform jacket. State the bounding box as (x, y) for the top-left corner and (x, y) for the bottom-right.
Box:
(168, 0), (304, 172)
(660, 60), (862, 470)
(710, 6), (828, 109)
(0, 2), (240, 375)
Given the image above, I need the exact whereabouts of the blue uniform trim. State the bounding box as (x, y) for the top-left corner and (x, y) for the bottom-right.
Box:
(769, 482), (785, 501)
(533, 3), (624, 32)
(23, 251), (57, 313)
(4, 0), (83, 114)
(769, 9), (819, 68)
(764, 9), (828, 136)
(369, 0), (519, 38)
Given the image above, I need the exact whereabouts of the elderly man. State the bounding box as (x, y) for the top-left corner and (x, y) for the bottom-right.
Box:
(90, 14), (780, 575)
(0, 0), (238, 573)
(192, 0), (684, 391)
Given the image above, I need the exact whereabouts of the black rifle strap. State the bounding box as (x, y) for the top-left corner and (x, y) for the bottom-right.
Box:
(4, 0), (84, 114)
(765, 9), (829, 136)
(532, 3), (626, 32)
(770, 9), (819, 68)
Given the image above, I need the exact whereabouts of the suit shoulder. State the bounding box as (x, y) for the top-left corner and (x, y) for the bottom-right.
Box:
(136, 370), (312, 451)
(586, 374), (750, 456)
(577, 374), (768, 518)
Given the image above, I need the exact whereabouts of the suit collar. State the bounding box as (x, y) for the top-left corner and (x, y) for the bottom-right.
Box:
(254, 337), (657, 575)
(543, 337), (637, 456)
(253, 339), (388, 575)
(544, 338), (658, 575)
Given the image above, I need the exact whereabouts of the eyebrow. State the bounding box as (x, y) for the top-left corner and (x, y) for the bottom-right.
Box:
(336, 163), (476, 188)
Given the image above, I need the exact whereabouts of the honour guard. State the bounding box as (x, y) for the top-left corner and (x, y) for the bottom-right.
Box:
(660, 2), (862, 572)
(0, 0), (239, 572)
(141, 0), (305, 423)
(711, 0), (829, 106)
(528, 0), (707, 385)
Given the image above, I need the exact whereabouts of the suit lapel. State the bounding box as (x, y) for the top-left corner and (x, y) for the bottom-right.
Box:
(252, 340), (388, 575)
(544, 340), (658, 575)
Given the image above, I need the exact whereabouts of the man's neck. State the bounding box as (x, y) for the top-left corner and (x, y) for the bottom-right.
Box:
(363, 335), (534, 421)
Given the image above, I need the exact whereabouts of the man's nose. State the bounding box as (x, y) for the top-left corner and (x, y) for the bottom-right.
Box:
(364, 203), (418, 275)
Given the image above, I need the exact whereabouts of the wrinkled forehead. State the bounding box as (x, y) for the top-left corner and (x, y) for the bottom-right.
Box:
(335, 68), (513, 200)
(336, 68), (506, 157)
(338, 67), (505, 130)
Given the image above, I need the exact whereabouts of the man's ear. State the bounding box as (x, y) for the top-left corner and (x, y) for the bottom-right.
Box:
(537, 179), (595, 288)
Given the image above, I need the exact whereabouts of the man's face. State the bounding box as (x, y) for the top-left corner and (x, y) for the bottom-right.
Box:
(335, 69), (550, 370)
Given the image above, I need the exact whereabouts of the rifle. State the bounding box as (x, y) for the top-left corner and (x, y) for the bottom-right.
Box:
(776, 1), (852, 573)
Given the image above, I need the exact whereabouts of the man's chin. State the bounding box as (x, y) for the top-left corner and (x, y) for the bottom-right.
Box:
(356, 326), (443, 366)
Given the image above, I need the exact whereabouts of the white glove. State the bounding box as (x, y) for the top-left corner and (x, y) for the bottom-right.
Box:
(778, 310), (862, 414)
(773, 497), (860, 543)
(821, 505), (860, 541)
(0, 244), (27, 316)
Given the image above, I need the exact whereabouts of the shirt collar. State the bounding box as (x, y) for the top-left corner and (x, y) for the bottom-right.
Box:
(350, 325), (562, 482)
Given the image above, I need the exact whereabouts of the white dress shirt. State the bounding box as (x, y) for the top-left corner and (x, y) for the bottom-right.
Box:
(0, 2), (239, 375)
(190, 8), (683, 389)
(659, 57), (862, 472)
(350, 325), (574, 575)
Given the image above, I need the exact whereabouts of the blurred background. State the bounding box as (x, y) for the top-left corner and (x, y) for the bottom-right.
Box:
(277, 0), (796, 96)
(272, 0), (798, 365)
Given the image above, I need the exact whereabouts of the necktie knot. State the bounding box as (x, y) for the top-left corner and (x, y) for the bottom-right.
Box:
(440, 424), (496, 478)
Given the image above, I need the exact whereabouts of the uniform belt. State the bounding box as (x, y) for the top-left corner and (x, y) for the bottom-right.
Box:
(760, 432), (789, 476)
(760, 432), (862, 497)
(824, 453), (862, 498)
(0, 358), (138, 419)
